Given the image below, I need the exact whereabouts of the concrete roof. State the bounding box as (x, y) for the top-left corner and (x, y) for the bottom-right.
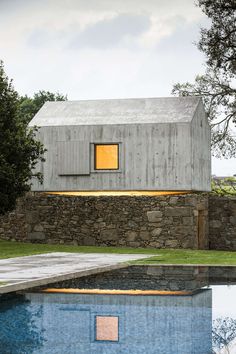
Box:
(29, 96), (201, 127)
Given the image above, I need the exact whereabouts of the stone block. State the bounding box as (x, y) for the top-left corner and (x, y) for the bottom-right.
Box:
(184, 197), (198, 207)
(100, 229), (118, 241)
(140, 231), (150, 241)
(182, 217), (194, 225)
(181, 238), (195, 248)
(38, 205), (54, 211)
(81, 226), (90, 233)
(83, 236), (96, 246)
(174, 225), (194, 236)
(28, 232), (46, 241)
(127, 221), (138, 228)
(34, 224), (44, 232)
(165, 240), (179, 248)
(147, 211), (163, 222)
(147, 267), (163, 275)
(165, 217), (173, 225)
(197, 202), (208, 210)
(125, 231), (137, 242)
(209, 220), (222, 228)
(26, 211), (39, 223)
(71, 215), (79, 221)
(169, 197), (178, 205)
(230, 216), (236, 225)
(128, 242), (140, 248)
(149, 241), (163, 248)
(151, 228), (162, 237)
(165, 207), (191, 217)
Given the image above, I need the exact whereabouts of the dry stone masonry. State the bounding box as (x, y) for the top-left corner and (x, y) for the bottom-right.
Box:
(0, 192), (209, 249)
(209, 195), (236, 250)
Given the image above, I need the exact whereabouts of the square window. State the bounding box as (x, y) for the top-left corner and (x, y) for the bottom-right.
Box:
(95, 144), (119, 170)
(95, 316), (119, 342)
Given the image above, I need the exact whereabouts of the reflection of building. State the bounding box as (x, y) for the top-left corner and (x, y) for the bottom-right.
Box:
(0, 266), (216, 353)
(20, 289), (212, 354)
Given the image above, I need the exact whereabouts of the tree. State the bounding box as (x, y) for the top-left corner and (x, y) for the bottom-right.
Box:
(0, 294), (45, 353)
(212, 317), (236, 354)
(0, 61), (45, 214)
(18, 90), (67, 125)
(211, 176), (236, 195)
(172, 0), (236, 157)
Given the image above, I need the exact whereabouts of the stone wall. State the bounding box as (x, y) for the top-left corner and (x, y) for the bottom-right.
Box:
(209, 195), (236, 250)
(44, 265), (210, 291)
(0, 193), (209, 249)
(37, 265), (236, 291)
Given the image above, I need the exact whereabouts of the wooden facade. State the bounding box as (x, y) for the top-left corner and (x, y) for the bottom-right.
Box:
(29, 97), (211, 192)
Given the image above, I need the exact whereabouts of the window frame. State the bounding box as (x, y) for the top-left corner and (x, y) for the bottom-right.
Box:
(91, 142), (122, 173)
(94, 315), (120, 343)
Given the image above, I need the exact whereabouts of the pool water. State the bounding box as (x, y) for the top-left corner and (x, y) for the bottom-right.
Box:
(0, 266), (235, 354)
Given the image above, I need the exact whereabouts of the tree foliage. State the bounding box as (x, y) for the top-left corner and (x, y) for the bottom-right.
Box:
(172, 0), (236, 157)
(0, 61), (45, 214)
(18, 90), (67, 125)
(211, 176), (236, 195)
(212, 317), (236, 353)
(198, 0), (236, 75)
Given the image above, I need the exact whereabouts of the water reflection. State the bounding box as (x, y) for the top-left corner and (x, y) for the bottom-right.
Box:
(0, 266), (235, 354)
(212, 317), (236, 354)
(0, 294), (45, 353)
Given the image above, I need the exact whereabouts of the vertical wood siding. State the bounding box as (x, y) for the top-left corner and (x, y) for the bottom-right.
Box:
(57, 141), (90, 175)
(31, 110), (211, 191)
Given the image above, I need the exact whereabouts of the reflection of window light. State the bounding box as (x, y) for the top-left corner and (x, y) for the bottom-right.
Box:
(95, 144), (119, 170)
(95, 316), (119, 341)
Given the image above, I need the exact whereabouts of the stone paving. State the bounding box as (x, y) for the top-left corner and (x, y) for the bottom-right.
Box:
(0, 252), (150, 294)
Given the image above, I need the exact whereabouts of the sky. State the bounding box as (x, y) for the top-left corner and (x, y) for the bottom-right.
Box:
(212, 286), (236, 319)
(0, 0), (235, 175)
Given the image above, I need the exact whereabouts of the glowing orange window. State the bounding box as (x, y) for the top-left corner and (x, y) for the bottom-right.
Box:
(96, 316), (119, 341)
(95, 144), (119, 170)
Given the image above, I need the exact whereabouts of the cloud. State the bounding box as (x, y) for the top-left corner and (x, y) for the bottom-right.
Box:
(0, 0), (205, 52)
(27, 29), (52, 48)
(0, 0), (206, 101)
(69, 14), (151, 49)
(0, 0), (33, 12)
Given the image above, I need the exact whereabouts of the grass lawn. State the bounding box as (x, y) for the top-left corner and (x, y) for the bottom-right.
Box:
(0, 240), (236, 265)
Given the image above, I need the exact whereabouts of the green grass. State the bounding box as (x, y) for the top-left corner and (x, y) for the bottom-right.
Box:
(0, 240), (236, 265)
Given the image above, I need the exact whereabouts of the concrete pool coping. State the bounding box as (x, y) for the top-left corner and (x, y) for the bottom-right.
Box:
(0, 252), (152, 294)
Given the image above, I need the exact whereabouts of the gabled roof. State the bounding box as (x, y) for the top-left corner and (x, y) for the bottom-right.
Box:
(28, 96), (201, 127)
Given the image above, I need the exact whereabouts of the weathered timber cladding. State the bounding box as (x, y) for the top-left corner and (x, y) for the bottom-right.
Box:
(0, 193), (208, 249)
(29, 97), (211, 192)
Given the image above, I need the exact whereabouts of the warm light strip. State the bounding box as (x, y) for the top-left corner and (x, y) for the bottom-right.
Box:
(41, 288), (193, 296)
(45, 191), (190, 197)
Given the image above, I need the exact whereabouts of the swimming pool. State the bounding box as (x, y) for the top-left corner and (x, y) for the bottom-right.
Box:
(0, 266), (235, 354)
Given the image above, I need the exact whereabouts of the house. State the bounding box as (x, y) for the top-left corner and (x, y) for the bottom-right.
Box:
(29, 96), (211, 193)
(0, 290), (213, 353)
